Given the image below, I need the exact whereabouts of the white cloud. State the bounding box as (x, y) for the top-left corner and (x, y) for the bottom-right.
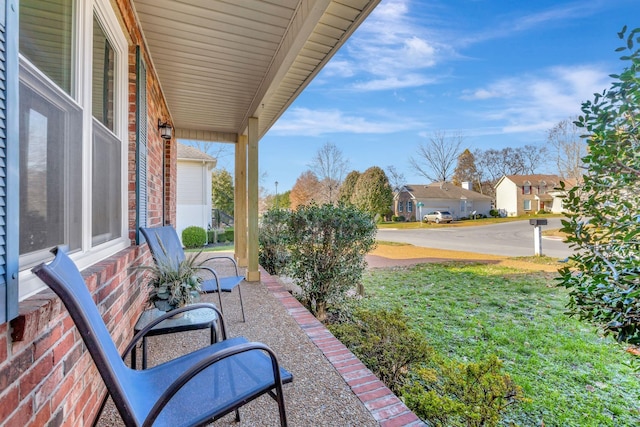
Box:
(327, 0), (611, 93)
(270, 107), (423, 136)
(353, 74), (436, 91)
(463, 64), (611, 135)
(321, 59), (357, 79)
(323, 0), (452, 91)
(460, 1), (606, 46)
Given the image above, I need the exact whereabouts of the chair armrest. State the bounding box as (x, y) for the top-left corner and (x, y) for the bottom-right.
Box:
(143, 341), (284, 427)
(201, 255), (240, 276)
(122, 303), (226, 359)
(195, 265), (222, 293)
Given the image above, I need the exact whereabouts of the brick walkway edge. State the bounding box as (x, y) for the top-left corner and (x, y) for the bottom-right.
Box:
(260, 268), (426, 427)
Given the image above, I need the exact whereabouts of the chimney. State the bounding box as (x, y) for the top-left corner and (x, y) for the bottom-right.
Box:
(462, 181), (472, 190)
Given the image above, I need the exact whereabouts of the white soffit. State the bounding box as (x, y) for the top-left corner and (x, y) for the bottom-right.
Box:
(133, 0), (380, 142)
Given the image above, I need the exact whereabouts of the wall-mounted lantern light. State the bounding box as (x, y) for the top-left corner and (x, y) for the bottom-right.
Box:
(158, 119), (173, 140)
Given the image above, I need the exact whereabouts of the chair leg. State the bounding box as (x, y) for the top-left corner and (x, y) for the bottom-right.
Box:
(237, 284), (246, 322)
(218, 291), (224, 315)
(235, 409), (240, 422)
(276, 383), (288, 427)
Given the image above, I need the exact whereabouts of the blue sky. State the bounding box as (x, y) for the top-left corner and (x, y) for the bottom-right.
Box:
(220, 0), (640, 193)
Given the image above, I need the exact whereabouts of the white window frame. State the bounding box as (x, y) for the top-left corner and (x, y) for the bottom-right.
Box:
(18, 0), (129, 300)
(523, 199), (532, 211)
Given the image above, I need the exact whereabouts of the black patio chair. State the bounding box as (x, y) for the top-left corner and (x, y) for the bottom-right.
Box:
(32, 247), (292, 427)
(140, 226), (246, 321)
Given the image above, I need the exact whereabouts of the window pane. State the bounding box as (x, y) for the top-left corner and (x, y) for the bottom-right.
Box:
(19, 63), (83, 267)
(92, 16), (115, 131)
(19, 0), (73, 94)
(92, 119), (121, 245)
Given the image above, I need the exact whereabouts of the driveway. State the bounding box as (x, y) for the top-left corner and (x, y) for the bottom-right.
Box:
(376, 218), (572, 259)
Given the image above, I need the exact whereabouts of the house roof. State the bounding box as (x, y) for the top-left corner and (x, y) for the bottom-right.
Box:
(177, 143), (217, 164)
(133, 0), (381, 142)
(503, 174), (562, 187)
(400, 183), (493, 200)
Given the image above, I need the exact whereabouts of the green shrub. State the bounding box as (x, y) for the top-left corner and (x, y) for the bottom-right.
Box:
(259, 209), (291, 275)
(392, 215), (405, 222)
(329, 307), (431, 393)
(489, 209), (500, 218)
(287, 203), (376, 320)
(182, 226), (207, 248)
(207, 229), (215, 244)
(221, 227), (234, 242)
(403, 355), (526, 427)
(559, 26), (640, 345)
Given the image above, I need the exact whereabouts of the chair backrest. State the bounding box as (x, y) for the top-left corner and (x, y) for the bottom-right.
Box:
(139, 226), (186, 269)
(32, 248), (140, 425)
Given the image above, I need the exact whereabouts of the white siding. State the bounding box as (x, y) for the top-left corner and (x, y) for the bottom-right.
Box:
(176, 161), (213, 242)
(178, 163), (204, 204)
(495, 179), (518, 217)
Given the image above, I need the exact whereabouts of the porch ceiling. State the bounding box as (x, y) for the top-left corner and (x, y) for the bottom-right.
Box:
(133, 0), (380, 143)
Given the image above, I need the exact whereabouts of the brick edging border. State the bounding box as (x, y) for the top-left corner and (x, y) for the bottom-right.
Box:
(259, 269), (426, 427)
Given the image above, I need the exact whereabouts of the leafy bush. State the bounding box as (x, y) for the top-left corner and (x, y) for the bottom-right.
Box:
(182, 226), (207, 248)
(558, 26), (640, 345)
(221, 228), (234, 242)
(259, 209), (291, 275)
(207, 229), (215, 244)
(287, 203), (376, 320)
(489, 209), (500, 218)
(329, 307), (432, 393)
(392, 215), (405, 222)
(403, 356), (526, 427)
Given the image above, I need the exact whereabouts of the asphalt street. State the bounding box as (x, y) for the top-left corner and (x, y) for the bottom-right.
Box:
(376, 218), (573, 259)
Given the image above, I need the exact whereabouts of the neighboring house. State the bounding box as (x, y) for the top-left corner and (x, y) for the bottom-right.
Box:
(494, 174), (564, 216)
(0, 1), (379, 426)
(176, 143), (217, 241)
(394, 182), (493, 221)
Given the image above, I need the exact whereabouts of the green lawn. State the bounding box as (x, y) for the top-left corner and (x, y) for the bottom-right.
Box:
(359, 263), (640, 426)
(185, 243), (234, 252)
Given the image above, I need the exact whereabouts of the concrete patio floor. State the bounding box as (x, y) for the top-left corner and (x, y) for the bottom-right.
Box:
(96, 257), (423, 427)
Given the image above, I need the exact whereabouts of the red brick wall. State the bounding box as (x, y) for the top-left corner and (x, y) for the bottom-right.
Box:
(395, 193), (415, 221)
(0, 0), (176, 425)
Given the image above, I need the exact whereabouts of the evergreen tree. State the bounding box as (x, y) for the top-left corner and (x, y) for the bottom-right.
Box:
(338, 170), (361, 204)
(211, 168), (234, 214)
(352, 167), (393, 218)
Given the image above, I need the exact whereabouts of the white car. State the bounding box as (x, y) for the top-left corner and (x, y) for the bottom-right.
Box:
(423, 210), (453, 223)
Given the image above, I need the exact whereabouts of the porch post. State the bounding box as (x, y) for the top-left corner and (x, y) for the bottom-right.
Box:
(234, 134), (248, 267)
(246, 117), (260, 282)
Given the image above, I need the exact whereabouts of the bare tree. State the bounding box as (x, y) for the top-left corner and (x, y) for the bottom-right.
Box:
(475, 147), (527, 183)
(308, 142), (349, 204)
(409, 131), (464, 183)
(547, 118), (586, 183)
(189, 141), (233, 163)
(517, 144), (548, 175)
(386, 165), (406, 191)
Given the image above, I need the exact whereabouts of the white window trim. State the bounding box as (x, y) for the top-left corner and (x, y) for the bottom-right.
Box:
(19, 0), (129, 300)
